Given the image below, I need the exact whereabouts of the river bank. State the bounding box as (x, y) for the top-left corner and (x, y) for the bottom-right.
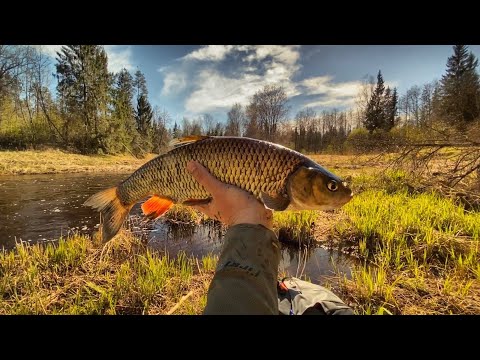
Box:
(0, 149), (376, 176)
(1, 150), (478, 314)
(0, 232), (216, 315)
(0, 149), (152, 175)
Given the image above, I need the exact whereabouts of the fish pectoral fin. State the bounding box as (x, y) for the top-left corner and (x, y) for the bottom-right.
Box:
(141, 195), (174, 220)
(182, 198), (212, 206)
(260, 192), (290, 211)
(168, 135), (211, 148)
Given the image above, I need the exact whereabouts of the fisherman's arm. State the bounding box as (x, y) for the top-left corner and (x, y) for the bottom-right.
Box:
(203, 223), (280, 315)
(186, 161), (280, 315)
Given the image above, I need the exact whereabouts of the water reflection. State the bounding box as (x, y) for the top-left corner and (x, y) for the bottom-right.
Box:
(141, 218), (352, 284)
(0, 172), (352, 284)
(279, 243), (352, 283)
(0, 173), (129, 249)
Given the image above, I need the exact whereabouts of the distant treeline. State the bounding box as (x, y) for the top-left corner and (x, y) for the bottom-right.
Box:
(0, 45), (479, 156)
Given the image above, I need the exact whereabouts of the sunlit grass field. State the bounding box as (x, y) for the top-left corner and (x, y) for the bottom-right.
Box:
(0, 149), (150, 175)
(0, 232), (217, 314)
(1, 151), (478, 314)
(335, 188), (479, 314)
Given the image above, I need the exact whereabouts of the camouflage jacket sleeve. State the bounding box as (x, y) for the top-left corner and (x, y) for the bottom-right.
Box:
(203, 224), (280, 315)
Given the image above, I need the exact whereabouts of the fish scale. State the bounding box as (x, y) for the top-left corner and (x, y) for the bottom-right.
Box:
(85, 135), (352, 243)
(117, 136), (306, 205)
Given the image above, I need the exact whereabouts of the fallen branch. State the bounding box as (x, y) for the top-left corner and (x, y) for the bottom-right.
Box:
(166, 290), (194, 315)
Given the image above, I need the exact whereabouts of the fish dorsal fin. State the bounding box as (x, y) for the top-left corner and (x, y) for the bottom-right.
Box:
(168, 135), (211, 148)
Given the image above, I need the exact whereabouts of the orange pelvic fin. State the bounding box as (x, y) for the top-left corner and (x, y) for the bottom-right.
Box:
(141, 195), (174, 220)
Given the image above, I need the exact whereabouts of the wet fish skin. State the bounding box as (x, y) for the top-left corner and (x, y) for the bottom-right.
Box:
(118, 136), (306, 205)
(85, 136), (352, 242)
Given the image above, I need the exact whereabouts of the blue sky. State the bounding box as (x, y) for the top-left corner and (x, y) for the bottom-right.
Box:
(38, 45), (480, 125)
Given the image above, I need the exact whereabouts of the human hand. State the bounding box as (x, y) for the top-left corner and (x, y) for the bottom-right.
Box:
(186, 161), (273, 231)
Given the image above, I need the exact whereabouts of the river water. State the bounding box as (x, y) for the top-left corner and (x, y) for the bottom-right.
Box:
(0, 172), (352, 283)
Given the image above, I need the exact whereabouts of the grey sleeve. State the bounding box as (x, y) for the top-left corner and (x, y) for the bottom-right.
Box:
(203, 224), (280, 315)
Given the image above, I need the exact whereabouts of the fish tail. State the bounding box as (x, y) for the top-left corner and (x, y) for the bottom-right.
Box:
(84, 187), (132, 242)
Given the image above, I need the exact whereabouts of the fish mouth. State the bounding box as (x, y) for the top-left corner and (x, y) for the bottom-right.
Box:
(346, 191), (354, 202)
(336, 191), (353, 207)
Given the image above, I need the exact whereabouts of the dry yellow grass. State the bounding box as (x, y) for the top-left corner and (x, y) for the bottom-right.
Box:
(0, 231), (216, 314)
(0, 149), (383, 177)
(2, 149), (478, 315)
(0, 149), (153, 175)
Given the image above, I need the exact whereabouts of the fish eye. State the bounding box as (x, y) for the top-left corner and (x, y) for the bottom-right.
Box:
(327, 180), (338, 192)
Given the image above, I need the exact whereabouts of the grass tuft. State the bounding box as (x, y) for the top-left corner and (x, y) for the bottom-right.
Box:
(0, 232), (216, 314)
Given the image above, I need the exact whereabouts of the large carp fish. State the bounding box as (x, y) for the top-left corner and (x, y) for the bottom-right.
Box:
(85, 136), (353, 242)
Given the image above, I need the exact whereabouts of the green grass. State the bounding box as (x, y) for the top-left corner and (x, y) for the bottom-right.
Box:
(0, 232), (216, 314)
(164, 205), (203, 225)
(273, 210), (318, 244)
(331, 188), (480, 314)
(201, 253), (219, 272)
(1, 153), (478, 315)
(156, 166), (480, 315)
(349, 169), (412, 193)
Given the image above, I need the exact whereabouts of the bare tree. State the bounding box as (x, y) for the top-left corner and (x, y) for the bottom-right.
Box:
(246, 84), (289, 142)
(225, 103), (244, 136)
(181, 117), (192, 136)
(399, 86), (421, 127)
(212, 121), (224, 136)
(17, 46), (40, 144)
(420, 82), (435, 125)
(152, 106), (171, 153)
(0, 45), (29, 105)
(202, 113), (215, 135)
(354, 74), (375, 128)
(294, 107), (316, 151)
(244, 103), (260, 139)
(409, 86), (421, 126)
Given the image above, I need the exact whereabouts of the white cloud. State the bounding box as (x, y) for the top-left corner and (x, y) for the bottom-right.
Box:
(246, 45), (301, 66)
(299, 76), (362, 109)
(161, 71), (187, 96)
(162, 45), (397, 116)
(182, 45), (235, 62)
(302, 76), (361, 97)
(173, 45), (303, 114)
(104, 45), (134, 73)
(184, 69), (262, 113)
(300, 76), (399, 110)
(303, 97), (357, 109)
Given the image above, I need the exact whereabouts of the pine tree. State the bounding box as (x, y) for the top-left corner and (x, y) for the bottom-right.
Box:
(108, 68), (137, 153)
(133, 70), (148, 100)
(364, 70), (385, 133)
(135, 93), (153, 137)
(440, 45), (480, 124)
(172, 122), (180, 138)
(132, 69), (154, 154)
(383, 87), (398, 131)
(383, 87), (391, 130)
(113, 69), (134, 123)
(55, 45), (110, 153)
